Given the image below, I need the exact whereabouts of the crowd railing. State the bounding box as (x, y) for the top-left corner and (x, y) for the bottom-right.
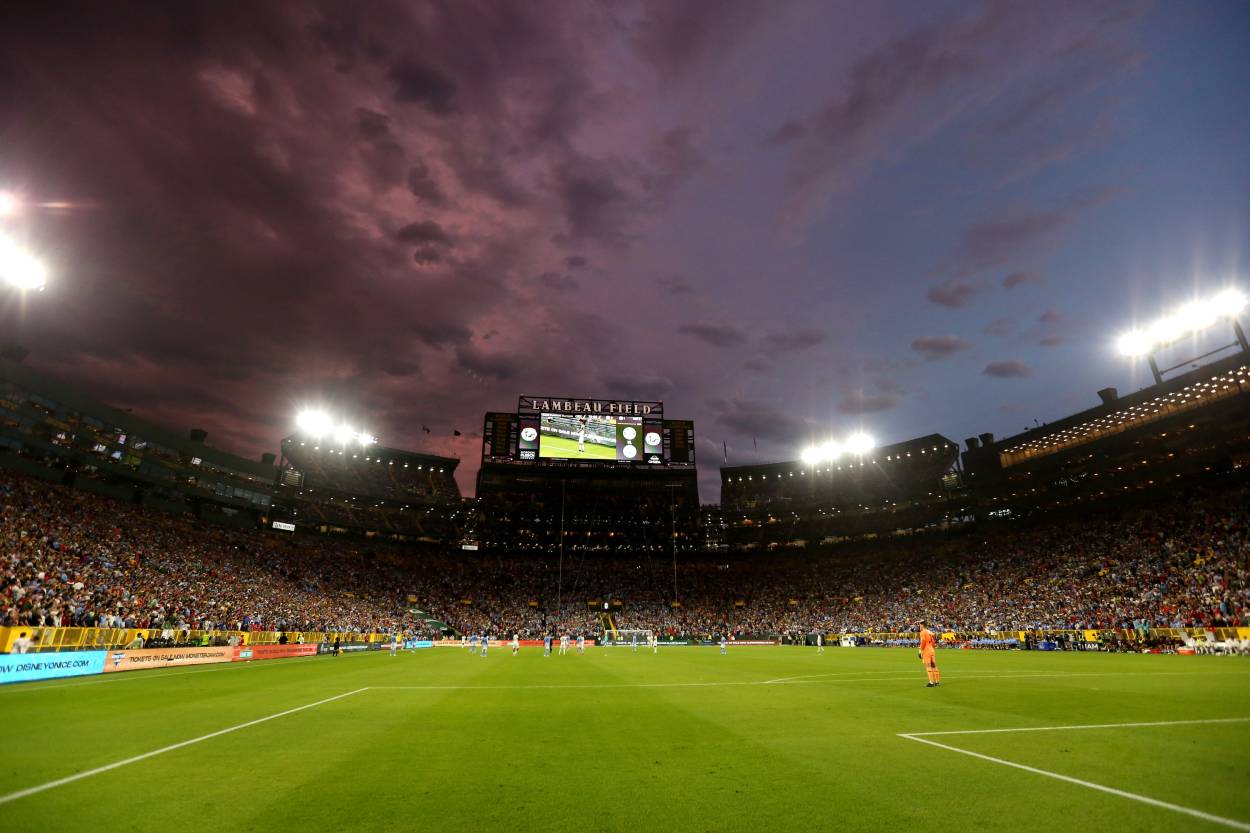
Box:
(0, 625), (390, 654)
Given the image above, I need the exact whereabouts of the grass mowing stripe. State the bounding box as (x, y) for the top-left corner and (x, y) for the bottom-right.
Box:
(909, 717), (1250, 737)
(899, 732), (1250, 831)
(0, 687), (369, 806)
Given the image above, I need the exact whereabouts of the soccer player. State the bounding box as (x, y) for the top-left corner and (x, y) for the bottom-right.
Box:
(719, 634), (728, 655)
(650, 632), (658, 654)
(511, 633), (520, 656)
(461, 634), (468, 649)
(918, 621), (940, 687)
(390, 635), (399, 656)
(481, 633), (489, 657)
(559, 633), (569, 655)
(469, 633), (478, 655)
(631, 632), (638, 652)
(816, 633), (824, 654)
(577, 416), (587, 454)
(576, 634), (585, 654)
(544, 634), (553, 657)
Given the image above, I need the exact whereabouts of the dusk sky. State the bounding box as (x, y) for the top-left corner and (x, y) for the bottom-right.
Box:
(1, 1), (1247, 501)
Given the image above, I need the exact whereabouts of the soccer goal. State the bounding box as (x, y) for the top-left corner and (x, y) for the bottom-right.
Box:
(602, 629), (654, 647)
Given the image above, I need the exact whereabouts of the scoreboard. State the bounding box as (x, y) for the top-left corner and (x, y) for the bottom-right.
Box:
(481, 396), (695, 468)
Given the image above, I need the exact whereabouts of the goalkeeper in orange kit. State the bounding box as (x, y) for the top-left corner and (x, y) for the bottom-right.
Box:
(918, 621), (941, 688)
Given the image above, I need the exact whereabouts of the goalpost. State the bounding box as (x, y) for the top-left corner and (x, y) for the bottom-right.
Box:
(602, 629), (655, 647)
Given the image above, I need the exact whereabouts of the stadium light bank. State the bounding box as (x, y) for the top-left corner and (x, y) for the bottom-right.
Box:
(295, 408), (376, 447)
(800, 431), (875, 466)
(0, 232), (47, 292)
(1116, 287), (1248, 383)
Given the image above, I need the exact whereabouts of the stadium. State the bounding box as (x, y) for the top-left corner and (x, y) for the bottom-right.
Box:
(3, 4), (1250, 832)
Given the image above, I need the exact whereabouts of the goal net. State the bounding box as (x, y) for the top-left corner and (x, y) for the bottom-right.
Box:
(602, 629), (655, 647)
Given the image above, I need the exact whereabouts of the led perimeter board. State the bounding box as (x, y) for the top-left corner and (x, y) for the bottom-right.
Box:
(480, 397), (694, 468)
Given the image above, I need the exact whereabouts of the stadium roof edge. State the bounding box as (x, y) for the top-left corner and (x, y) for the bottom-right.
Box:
(0, 353), (277, 478)
(280, 435), (459, 468)
(986, 350), (1250, 455)
(718, 433), (958, 478)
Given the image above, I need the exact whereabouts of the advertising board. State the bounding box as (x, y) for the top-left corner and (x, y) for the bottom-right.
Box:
(102, 646), (234, 673)
(0, 650), (107, 685)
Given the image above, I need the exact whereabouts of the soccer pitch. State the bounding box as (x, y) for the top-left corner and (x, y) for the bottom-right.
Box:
(2, 648), (1248, 832)
(541, 434), (617, 460)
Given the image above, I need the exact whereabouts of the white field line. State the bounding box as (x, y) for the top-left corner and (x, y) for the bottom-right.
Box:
(908, 717), (1250, 737)
(899, 731), (1250, 831)
(0, 687), (369, 806)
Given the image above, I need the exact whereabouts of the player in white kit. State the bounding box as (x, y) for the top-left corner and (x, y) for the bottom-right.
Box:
(577, 416), (587, 453)
(559, 633), (569, 655)
(816, 633), (824, 654)
(650, 632), (658, 654)
(576, 635), (585, 654)
(631, 632), (638, 652)
(510, 633), (520, 655)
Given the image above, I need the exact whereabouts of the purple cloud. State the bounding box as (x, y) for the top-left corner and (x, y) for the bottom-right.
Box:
(983, 361), (1033, 378)
(911, 335), (973, 360)
(678, 321), (748, 348)
(763, 328), (827, 355)
(1002, 271), (1043, 288)
(927, 279), (988, 308)
(837, 390), (903, 414)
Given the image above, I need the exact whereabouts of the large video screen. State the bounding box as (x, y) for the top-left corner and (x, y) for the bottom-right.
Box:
(538, 413), (662, 462)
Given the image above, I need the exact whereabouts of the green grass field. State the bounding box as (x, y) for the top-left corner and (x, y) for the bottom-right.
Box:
(2, 647), (1248, 832)
(541, 434), (617, 460)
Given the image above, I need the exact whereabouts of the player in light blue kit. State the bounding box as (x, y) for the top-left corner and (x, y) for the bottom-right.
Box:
(631, 632), (638, 652)
(469, 634), (478, 654)
(719, 634), (728, 655)
(480, 633), (489, 657)
(544, 634), (553, 656)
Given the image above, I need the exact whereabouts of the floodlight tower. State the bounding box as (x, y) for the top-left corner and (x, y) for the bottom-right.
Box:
(1116, 288), (1248, 384)
(0, 232), (47, 292)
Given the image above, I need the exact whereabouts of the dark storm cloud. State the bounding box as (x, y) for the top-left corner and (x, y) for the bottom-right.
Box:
(631, 0), (776, 81)
(406, 163), (446, 205)
(554, 156), (635, 247)
(762, 328), (827, 355)
(927, 279), (988, 308)
(602, 374), (675, 401)
(911, 335), (972, 360)
(715, 399), (809, 444)
(837, 390), (903, 415)
(657, 275), (694, 295)
(455, 344), (519, 381)
(1002, 271), (1042, 288)
(678, 321), (748, 349)
(354, 108), (393, 140)
(387, 57), (459, 114)
(983, 361), (1033, 378)
(396, 220), (452, 247)
(536, 271), (579, 292)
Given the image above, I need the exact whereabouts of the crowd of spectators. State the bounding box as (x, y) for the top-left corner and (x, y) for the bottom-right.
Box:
(3, 472), (1247, 644)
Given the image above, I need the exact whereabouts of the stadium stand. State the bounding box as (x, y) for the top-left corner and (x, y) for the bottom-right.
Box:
(1, 347), (1247, 654)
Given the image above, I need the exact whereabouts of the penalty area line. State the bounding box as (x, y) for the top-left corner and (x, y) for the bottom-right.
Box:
(898, 732), (1250, 831)
(0, 687), (370, 806)
(908, 717), (1250, 737)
